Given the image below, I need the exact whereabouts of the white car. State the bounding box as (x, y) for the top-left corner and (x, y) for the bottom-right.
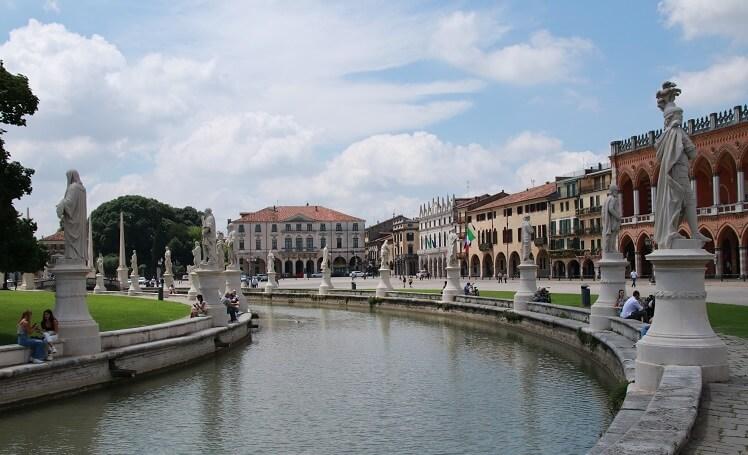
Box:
(350, 271), (366, 278)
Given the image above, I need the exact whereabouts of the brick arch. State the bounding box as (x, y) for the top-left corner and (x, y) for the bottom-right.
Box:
(741, 224), (748, 247)
(714, 143), (740, 167)
(690, 154), (713, 178)
(697, 225), (715, 243)
(617, 168), (635, 188)
(738, 142), (748, 168)
(633, 168), (652, 188)
(716, 223), (740, 245)
(635, 230), (651, 250)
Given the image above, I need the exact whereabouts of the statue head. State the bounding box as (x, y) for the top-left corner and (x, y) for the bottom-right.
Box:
(523, 215), (530, 222)
(608, 183), (619, 195)
(65, 169), (82, 185)
(656, 81), (681, 112)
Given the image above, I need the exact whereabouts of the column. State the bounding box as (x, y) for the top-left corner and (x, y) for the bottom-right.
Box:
(714, 249), (722, 279)
(740, 246), (747, 279)
(712, 174), (720, 206)
(634, 251), (642, 275)
(691, 178), (696, 194)
(737, 170), (745, 208)
(650, 186), (657, 214)
(633, 189), (640, 216)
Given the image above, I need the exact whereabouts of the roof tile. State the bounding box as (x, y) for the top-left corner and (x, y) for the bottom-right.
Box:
(235, 205), (364, 223)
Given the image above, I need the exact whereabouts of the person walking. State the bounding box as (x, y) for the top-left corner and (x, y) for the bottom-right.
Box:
(630, 270), (638, 288)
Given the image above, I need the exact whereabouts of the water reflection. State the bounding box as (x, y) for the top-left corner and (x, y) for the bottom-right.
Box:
(0, 304), (612, 455)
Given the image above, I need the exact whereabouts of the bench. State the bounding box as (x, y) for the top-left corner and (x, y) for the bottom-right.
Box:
(0, 341), (65, 368)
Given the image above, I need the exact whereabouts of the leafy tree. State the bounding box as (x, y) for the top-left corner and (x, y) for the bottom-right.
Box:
(91, 195), (202, 278)
(0, 61), (46, 288)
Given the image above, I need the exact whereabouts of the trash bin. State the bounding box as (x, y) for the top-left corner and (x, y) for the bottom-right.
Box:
(580, 284), (590, 307)
(351, 281), (357, 290)
(158, 286), (164, 301)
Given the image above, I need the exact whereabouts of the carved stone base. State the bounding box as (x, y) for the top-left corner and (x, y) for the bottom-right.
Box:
(265, 271), (279, 294)
(195, 267), (227, 327)
(52, 262), (101, 356)
(590, 252), (627, 331)
(441, 266), (461, 303)
(20, 273), (36, 291)
(635, 239), (729, 392)
(513, 262), (537, 311)
(319, 270), (333, 295)
(163, 272), (174, 289)
(116, 266), (129, 291)
(224, 269), (247, 312)
(375, 268), (393, 297)
(93, 273), (105, 294)
(128, 272), (141, 295)
(187, 271), (199, 301)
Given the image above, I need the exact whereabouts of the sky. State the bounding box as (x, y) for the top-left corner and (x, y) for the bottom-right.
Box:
(2, 0), (748, 236)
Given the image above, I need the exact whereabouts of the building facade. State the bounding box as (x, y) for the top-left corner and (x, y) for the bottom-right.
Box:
(229, 205), (365, 277)
(417, 195), (468, 278)
(392, 217), (419, 276)
(40, 231), (64, 257)
(611, 103), (748, 279)
(465, 183), (555, 279)
(364, 215), (405, 272)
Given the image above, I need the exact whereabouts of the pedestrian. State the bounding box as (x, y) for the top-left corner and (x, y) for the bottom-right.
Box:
(497, 272), (503, 284)
(442, 280), (447, 290)
(621, 290), (648, 322)
(630, 270), (638, 287)
(408, 277), (413, 288)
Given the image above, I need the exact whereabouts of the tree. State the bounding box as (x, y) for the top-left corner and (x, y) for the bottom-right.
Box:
(0, 61), (46, 288)
(90, 195), (202, 278)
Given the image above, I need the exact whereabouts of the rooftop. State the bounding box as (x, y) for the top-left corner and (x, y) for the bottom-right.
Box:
(236, 205), (364, 223)
(472, 183), (557, 211)
(41, 231), (64, 242)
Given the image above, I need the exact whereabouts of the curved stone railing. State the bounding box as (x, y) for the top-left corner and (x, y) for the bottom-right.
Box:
(250, 289), (701, 454)
(101, 316), (214, 350)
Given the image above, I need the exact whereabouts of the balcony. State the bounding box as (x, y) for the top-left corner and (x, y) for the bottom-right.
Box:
(478, 242), (493, 252)
(583, 226), (602, 235)
(550, 228), (582, 239)
(576, 206), (602, 217)
(533, 236), (547, 246)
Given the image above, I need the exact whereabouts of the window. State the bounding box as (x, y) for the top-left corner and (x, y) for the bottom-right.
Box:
(336, 237), (342, 248)
(255, 224), (261, 233)
(551, 203), (555, 213)
(581, 240), (585, 250)
(255, 239), (260, 250)
(353, 237), (358, 248)
(307, 223), (313, 231)
(503, 228), (513, 243)
(239, 240), (245, 250)
(238, 225), (245, 233)
(295, 237), (303, 249)
(271, 224), (277, 232)
(296, 223), (301, 231)
(320, 237), (326, 248)
(590, 196), (594, 208)
(466, 216), (472, 223)
(406, 232), (414, 241)
(285, 224), (291, 231)
(335, 223), (342, 231)
(306, 237), (313, 249)
(408, 245), (413, 255)
(272, 238), (277, 250)
(353, 223), (359, 231)
(517, 206), (523, 215)
(284, 237), (292, 249)
(477, 213), (486, 222)
(550, 221), (556, 235)
(320, 223), (326, 231)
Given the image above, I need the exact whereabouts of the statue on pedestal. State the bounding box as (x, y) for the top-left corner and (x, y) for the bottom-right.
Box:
(192, 241), (202, 268)
(321, 246), (329, 272)
(267, 250), (276, 273)
(602, 184), (622, 254)
(131, 250), (138, 275)
(447, 231), (459, 268)
(216, 233), (226, 270)
(380, 241), (391, 269)
(226, 231), (237, 268)
(164, 246), (173, 275)
(653, 81), (708, 249)
(55, 170), (87, 263)
(521, 216), (533, 263)
(96, 253), (104, 275)
(201, 208), (217, 265)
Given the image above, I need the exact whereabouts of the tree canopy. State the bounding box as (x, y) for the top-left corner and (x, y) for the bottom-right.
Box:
(91, 195), (202, 278)
(0, 61), (46, 283)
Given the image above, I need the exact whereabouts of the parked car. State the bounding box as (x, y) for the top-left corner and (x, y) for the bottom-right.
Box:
(257, 274), (268, 282)
(416, 270), (429, 279)
(181, 274), (189, 280)
(350, 271), (366, 278)
(311, 272), (323, 278)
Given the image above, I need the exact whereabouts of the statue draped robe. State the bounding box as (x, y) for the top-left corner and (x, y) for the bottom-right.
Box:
(58, 172), (87, 263)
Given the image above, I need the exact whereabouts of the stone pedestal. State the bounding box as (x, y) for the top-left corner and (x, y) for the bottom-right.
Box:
(224, 268), (248, 312)
(265, 271), (279, 294)
(590, 252), (628, 331)
(375, 268), (394, 297)
(195, 267), (228, 327)
(20, 273), (36, 290)
(441, 265), (461, 303)
(318, 270), (333, 295)
(187, 271), (199, 301)
(513, 262), (537, 311)
(116, 266), (129, 291)
(52, 262), (101, 356)
(128, 271), (141, 295)
(93, 273), (105, 294)
(163, 272), (174, 289)
(635, 239), (729, 392)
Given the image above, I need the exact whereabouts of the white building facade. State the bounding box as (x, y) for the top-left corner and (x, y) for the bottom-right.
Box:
(417, 195), (461, 278)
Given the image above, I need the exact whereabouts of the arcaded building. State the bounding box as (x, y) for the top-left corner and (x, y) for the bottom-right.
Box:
(611, 104), (748, 278)
(229, 205), (365, 277)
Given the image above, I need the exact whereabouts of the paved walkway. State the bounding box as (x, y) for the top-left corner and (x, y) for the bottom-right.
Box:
(683, 335), (748, 454)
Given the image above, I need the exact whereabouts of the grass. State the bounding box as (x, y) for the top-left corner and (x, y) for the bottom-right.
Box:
(398, 289), (748, 338)
(0, 291), (190, 345)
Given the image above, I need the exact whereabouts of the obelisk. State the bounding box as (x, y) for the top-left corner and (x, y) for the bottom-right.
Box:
(116, 212), (129, 291)
(86, 217), (95, 278)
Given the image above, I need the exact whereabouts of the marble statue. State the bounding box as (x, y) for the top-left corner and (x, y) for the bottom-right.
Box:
(131, 250), (138, 275)
(192, 240), (201, 267)
(602, 184), (622, 253)
(447, 231), (459, 268)
(380, 241), (391, 268)
(321, 246), (329, 272)
(55, 170), (87, 263)
(201, 208), (217, 265)
(521, 215), (533, 263)
(267, 250), (276, 273)
(96, 253), (104, 275)
(654, 81), (708, 248)
(226, 231), (237, 268)
(216, 233), (226, 269)
(164, 246), (173, 275)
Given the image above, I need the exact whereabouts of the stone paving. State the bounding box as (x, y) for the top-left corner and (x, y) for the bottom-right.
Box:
(683, 335), (748, 454)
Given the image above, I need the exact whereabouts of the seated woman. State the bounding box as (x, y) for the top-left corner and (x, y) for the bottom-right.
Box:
(191, 294), (208, 318)
(40, 309), (59, 357)
(17, 310), (48, 364)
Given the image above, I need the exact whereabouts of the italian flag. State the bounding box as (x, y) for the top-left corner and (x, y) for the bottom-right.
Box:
(464, 224), (476, 250)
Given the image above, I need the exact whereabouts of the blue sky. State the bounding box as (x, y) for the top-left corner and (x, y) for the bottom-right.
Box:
(2, 0), (747, 235)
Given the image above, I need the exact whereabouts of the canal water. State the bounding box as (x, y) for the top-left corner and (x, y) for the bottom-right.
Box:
(0, 304), (614, 454)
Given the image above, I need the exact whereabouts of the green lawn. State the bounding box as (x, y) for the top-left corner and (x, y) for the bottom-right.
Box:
(0, 291), (190, 345)
(398, 289), (748, 338)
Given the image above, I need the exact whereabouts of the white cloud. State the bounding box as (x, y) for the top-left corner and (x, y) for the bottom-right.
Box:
(43, 0), (59, 13)
(431, 11), (594, 84)
(659, 0), (748, 42)
(674, 57), (748, 109)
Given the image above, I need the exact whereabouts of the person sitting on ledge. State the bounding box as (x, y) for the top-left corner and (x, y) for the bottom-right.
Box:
(463, 282), (471, 295)
(17, 310), (48, 364)
(40, 309), (59, 359)
(620, 290), (648, 322)
(223, 292), (239, 323)
(191, 294), (208, 318)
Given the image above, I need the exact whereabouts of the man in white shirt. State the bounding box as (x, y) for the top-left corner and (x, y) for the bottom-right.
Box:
(621, 290), (648, 322)
(630, 270), (638, 287)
